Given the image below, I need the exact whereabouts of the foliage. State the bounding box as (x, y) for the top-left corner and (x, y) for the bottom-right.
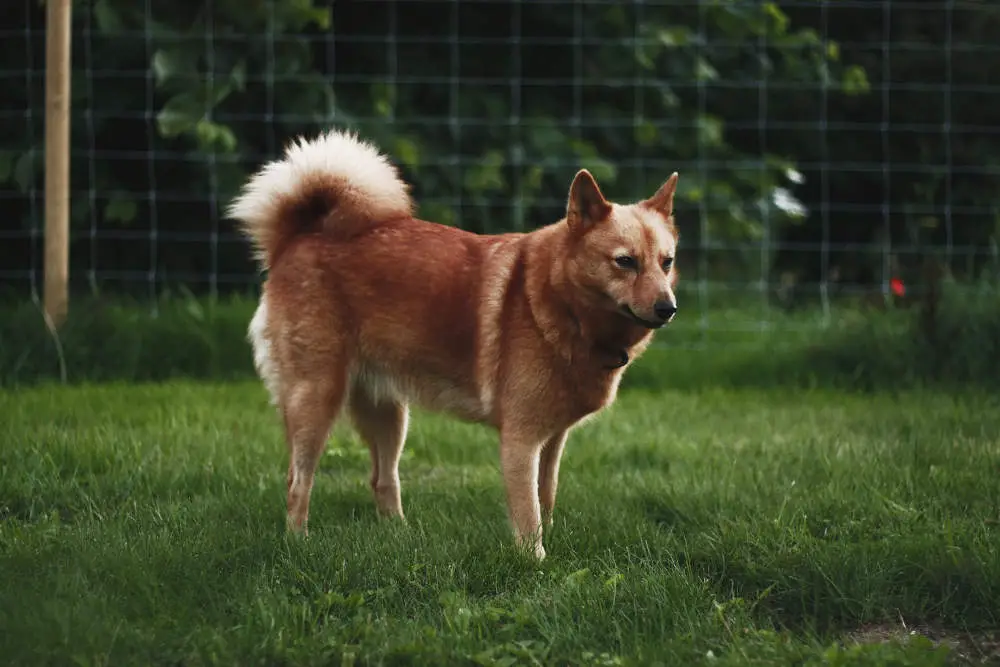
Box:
(0, 0), (864, 290)
(775, 3), (1000, 286)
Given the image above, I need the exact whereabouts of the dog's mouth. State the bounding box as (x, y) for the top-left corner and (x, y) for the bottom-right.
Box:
(619, 305), (665, 329)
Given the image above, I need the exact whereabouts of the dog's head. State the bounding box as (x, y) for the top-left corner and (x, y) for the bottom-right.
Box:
(562, 169), (680, 329)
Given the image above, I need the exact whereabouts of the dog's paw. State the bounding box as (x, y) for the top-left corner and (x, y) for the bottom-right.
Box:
(514, 536), (546, 561)
(285, 521), (309, 539)
(376, 508), (407, 524)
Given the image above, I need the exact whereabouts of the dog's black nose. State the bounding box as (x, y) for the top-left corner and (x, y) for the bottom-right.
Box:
(654, 301), (677, 322)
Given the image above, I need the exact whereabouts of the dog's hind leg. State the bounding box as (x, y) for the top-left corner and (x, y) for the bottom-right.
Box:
(282, 373), (347, 534)
(348, 385), (408, 519)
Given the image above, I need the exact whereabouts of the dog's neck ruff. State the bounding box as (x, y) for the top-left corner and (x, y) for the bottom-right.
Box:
(518, 223), (641, 373)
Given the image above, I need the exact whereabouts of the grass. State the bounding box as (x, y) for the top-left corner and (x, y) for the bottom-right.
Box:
(5, 274), (1000, 392)
(3, 379), (999, 665)
(1, 283), (999, 664)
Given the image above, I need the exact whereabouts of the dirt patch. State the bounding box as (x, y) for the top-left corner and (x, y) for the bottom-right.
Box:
(847, 623), (1000, 665)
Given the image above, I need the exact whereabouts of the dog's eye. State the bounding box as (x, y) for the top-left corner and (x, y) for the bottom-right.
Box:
(662, 258), (674, 271)
(614, 255), (638, 269)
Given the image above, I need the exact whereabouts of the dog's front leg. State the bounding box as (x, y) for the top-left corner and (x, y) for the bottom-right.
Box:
(539, 430), (569, 526)
(499, 428), (546, 560)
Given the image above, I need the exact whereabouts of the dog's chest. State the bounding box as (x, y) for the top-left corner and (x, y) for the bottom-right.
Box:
(562, 367), (624, 425)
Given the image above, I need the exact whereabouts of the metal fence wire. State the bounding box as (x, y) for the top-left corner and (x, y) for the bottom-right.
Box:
(1, 1), (997, 339)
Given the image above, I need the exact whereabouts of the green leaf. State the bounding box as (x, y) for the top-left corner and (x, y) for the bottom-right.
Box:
(104, 196), (137, 225)
(464, 151), (506, 194)
(635, 47), (654, 71)
(157, 93), (204, 137)
(841, 65), (871, 95)
(0, 150), (15, 182)
(194, 120), (238, 153)
(634, 119), (659, 147)
(695, 58), (719, 82)
(145, 17), (179, 40)
(307, 6), (331, 30)
(157, 79), (235, 141)
(696, 115), (725, 148)
(763, 2), (789, 35)
(393, 137), (421, 168)
(279, 0), (331, 31)
(152, 49), (198, 89)
(656, 27), (691, 47)
(524, 120), (566, 154)
(229, 60), (247, 92)
(523, 165), (544, 192)
(371, 82), (396, 119)
(207, 81), (235, 108)
(14, 149), (38, 193)
(93, 0), (124, 34)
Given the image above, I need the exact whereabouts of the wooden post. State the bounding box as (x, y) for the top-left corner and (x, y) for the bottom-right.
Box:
(44, 0), (72, 327)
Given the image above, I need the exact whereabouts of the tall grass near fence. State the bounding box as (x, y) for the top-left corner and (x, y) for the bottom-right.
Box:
(2, 272), (999, 392)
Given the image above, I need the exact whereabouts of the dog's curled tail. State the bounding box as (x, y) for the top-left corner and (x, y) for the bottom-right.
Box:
(227, 130), (413, 269)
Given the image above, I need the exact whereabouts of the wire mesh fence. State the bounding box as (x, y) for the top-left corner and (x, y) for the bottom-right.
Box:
(1, 0), (997, 343)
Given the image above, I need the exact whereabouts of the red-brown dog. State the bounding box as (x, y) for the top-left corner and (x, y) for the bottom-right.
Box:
(229, 130), (679, 559)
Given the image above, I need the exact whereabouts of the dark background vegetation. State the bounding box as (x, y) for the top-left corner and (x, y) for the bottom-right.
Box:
(0, 0), (998, 388)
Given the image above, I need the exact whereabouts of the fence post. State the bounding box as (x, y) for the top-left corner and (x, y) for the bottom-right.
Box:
(44, 0), (72, 327)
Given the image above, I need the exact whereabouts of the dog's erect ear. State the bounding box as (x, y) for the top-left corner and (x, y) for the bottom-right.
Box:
(566, 169), (612, 234)
(643, 172), (679, 216)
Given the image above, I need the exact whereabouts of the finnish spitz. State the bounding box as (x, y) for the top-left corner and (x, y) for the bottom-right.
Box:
(229, 130), (679, 559)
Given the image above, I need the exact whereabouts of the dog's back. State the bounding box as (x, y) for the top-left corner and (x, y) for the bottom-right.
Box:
(229, 130), (520, 422)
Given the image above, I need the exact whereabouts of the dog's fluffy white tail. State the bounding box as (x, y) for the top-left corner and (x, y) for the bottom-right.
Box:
(228, 129), (413, 269)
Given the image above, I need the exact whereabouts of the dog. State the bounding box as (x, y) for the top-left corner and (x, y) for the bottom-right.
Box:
(228, 129), (680, 559)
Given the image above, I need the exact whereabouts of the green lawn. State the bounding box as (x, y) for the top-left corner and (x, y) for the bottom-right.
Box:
(2, 380), (999, 665)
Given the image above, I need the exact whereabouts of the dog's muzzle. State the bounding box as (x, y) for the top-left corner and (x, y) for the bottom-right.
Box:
(621, 304), (676, 329)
